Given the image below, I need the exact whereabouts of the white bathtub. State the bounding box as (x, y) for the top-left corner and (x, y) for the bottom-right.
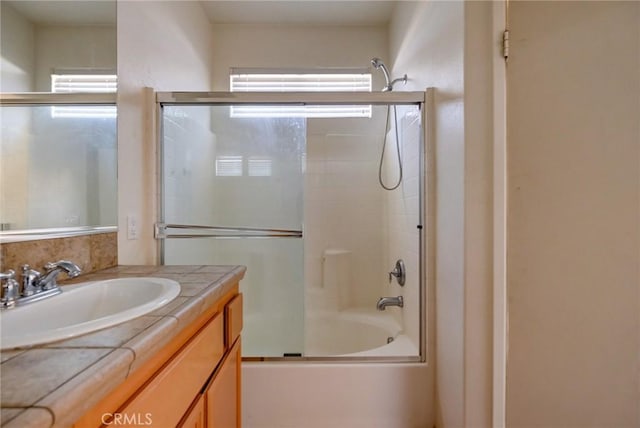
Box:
(304, 309), (417, 357)
(243, 309), (418, 358)
(242, 310), (430, 427)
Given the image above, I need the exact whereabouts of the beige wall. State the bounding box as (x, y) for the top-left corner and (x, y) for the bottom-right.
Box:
(34, 25), (116, 91)
(390, 1), (466, 426)
(507, 1), (640, 426)
(391, 1), (497, 426)
(211, 24), (388, 90)
(462, 2), (496, 426)
(0, 1), (33, 225)
(117, 0), (215, 264)
(0, 1), (35, 92)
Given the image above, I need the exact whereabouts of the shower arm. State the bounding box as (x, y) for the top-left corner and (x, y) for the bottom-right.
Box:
(389, 75), (408, 89)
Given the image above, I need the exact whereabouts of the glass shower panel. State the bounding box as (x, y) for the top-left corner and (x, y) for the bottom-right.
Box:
(303, 105), (422, 358)
(161, 105), (305, 358)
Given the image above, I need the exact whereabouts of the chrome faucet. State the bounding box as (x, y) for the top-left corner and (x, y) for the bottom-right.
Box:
(376, 296), (404, 311)
(1, 260), (82, 308)
(0, 270), (20, 308)
(33, 260), (82, 290)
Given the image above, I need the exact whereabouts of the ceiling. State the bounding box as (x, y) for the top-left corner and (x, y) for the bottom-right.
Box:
(6, 0), (397, 27)
(200, 1), (397, 26)
(6, 0), (116, 26)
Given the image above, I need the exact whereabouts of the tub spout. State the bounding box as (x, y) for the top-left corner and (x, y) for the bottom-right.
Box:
(376, 296), (403, 311)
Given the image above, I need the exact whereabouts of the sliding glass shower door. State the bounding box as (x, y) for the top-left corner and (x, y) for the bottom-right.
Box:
(160, 105), (305, 357)
(158, 91), (427, 362)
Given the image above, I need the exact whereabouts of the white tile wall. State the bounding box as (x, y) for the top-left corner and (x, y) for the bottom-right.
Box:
(304, 109), (389, 310)
(383, 105), (422, 349)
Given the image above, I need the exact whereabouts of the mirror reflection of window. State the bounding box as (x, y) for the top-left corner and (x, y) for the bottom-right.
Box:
(0, 1), (116, 93)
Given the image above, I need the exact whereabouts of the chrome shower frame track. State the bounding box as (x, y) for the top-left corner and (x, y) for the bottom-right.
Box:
(155, 90), (433, 364)
(156, 91), (424, 106)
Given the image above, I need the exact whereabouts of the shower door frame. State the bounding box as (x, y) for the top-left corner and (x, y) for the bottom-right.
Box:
(154, 90), (433, 364)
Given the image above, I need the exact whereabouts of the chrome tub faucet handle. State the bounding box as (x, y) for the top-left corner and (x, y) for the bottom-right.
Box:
(388, 259), (406, 286)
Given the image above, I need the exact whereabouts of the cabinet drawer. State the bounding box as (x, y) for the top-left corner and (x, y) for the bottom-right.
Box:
(121, 313), (224, 427)
(225, 293), (243, 347)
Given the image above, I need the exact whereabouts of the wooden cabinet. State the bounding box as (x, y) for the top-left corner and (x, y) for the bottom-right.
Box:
(225, 293), (243, 348)
(206, 339), (241, 428)
(178, 396), (205, 428)
(121, 314), (225, 427)
(75, 288), (243, 428)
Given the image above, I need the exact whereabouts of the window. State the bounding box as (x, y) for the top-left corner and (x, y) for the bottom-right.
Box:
(52, 74), (117, 93)
(215, 156), (274, 177)
(248, 158), (273, 177)
(51, 73), (117, 118)
(215, 156), (243, 176)
(229, 69), (371, 118)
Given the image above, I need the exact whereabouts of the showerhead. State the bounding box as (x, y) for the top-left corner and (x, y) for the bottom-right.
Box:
(370, 57), (408, 92)
(370, 57), (384, 69)
(370, 57), (393, 92)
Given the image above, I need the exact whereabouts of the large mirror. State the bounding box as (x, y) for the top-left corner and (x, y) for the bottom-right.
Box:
(0, 1), (117, 240)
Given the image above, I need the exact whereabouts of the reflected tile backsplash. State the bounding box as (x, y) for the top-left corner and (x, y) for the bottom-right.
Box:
(0, 232), (117, 280)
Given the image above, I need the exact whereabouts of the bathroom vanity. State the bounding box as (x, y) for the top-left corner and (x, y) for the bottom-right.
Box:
(0, 265), (245, 428)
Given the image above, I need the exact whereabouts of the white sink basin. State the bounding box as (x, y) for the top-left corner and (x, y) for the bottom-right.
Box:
(0, 277), (180, 350)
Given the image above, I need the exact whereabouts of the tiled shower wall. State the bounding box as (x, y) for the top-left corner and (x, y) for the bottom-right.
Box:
(383, 105), (422, 348)
(305, 110), (389, 309)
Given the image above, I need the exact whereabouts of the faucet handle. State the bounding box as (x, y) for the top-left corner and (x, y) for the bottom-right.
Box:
(388, 259), (406, 286)
(0, 270), (20, 308)
(21, 264), (41, 295)
(0, 269), (16, 281)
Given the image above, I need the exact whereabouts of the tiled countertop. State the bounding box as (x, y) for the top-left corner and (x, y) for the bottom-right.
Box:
(0, 265), (246, 428)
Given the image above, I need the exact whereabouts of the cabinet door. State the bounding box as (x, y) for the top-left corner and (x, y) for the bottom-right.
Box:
(121, 314), (224, 427)
(178, 395), (205, 428)
(225, 293), (243, 348)
(206, 339), (241, 428)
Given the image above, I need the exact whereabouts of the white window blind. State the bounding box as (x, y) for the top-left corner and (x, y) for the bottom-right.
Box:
(51, 74), (117, 118)
(229, 70), (371, 118)
(248, 158), (273, 177)
(52, 74), (117, 93)
(230, 73), (371, 92)
(216, 156), (243, 176)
